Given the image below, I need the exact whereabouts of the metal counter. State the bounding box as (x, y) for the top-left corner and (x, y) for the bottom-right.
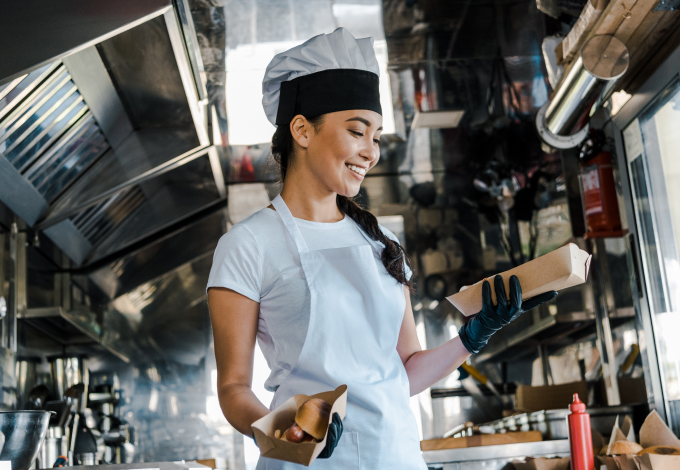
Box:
(422, 440), (570, 470)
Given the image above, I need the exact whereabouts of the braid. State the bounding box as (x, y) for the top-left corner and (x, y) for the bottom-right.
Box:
(336, 195), (414, 292)
(271, 116), (414, 291)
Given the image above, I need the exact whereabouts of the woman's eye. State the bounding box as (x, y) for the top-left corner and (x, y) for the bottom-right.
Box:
(350, 130), (364, 137)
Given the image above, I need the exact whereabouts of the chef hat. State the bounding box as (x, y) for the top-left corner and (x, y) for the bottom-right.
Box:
(262, 27), (382, 126)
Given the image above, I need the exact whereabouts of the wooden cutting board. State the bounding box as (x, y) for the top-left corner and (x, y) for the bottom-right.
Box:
(420, 431), (543, 451)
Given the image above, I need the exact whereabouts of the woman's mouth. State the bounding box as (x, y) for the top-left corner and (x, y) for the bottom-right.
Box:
(346, 163), (367, 180)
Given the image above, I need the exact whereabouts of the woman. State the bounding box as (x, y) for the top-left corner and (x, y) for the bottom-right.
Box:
(207, 28), (557, 469)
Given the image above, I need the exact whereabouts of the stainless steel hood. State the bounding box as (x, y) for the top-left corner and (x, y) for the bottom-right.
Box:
(0, 1), (225, 267)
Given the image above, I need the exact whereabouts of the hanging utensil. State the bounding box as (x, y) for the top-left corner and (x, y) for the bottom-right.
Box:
(26, 384), (49, 410)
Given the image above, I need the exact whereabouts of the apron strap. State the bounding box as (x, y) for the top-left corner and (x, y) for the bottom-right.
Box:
(272, 194), (383, 255)
(346, 216), (382, 253)
(272, 195), (310, 253)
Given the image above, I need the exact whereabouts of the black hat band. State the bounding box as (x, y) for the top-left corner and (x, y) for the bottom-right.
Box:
(275, 68), (382, 126)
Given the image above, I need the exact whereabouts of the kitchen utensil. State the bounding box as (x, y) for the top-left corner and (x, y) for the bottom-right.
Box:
(443, 421), (473, 438)
(443, 421), (496, 438)
(37, 427), (66, 470)
(27, 384), (49, 410)
(460, 362), (505, 406)
(44, 400), (71, 428)
(64, 383), (85, 413)
(515, 412), (531, 432)
(529, 409), (569, 439)
(72, 416), (97, 466)
(48, 357), (88, 404)
(503, 415), (518, 432)
(16, 358), (40, 409)
(619, 344), (640, 376)
(0, 411), (52, 470)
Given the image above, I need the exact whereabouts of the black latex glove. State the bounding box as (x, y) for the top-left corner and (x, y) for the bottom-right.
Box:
(457, 365), (470, 380)
(317, 412), (343, 459)
(458, 275), (558, 354)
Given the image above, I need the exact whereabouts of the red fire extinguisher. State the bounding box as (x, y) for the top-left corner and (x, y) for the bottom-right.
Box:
(579, 133), (623, 237)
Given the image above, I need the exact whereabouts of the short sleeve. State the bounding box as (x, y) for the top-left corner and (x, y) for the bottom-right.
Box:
(379, 225), (413, 281)
(207, 225), (263, 302)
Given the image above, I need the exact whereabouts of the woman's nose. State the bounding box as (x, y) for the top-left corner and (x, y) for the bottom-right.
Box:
(360, 142), (379, 163)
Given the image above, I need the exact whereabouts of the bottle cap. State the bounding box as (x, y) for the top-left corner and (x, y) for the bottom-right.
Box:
(569, 393), (586, 412)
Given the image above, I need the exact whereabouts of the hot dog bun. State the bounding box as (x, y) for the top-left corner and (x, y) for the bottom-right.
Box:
(608, 440), (644, 455)
(295, 398), (332, 440)
(637, 445), (680, 456)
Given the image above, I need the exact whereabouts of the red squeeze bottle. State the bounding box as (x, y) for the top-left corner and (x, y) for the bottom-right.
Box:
(567, 393), (594, 470)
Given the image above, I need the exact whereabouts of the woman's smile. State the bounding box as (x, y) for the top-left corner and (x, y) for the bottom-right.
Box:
(346, 162), (367, 180)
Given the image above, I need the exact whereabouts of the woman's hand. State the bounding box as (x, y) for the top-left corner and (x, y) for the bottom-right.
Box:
(458, 275), (558, 354)
(317, 413), (344, 459)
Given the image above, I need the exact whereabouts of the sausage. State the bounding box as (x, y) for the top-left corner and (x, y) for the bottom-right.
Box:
(283, 423), (305, 443)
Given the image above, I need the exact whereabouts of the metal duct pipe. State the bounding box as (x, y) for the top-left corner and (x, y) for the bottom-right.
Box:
(536, 35), (629, 149)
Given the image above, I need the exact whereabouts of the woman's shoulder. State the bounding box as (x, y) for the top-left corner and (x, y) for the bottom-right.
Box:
(209, 209), (280, 299)
(221, 207), (279, 242)
(214, 207), (287, 260)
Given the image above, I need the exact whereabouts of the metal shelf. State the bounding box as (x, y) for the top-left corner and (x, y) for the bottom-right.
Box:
(422, 439), (570, 465)
(475, 308), (635, 364)
(20, 307), (130, 362)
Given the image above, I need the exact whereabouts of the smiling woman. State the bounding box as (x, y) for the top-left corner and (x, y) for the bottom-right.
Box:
(269, 110), (412, 287)
(207, 26), (554, 470)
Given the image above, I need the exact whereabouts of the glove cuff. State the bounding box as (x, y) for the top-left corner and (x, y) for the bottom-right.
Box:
(458, 322), (480, 355)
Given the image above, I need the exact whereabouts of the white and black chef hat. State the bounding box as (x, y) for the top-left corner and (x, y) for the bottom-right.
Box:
(262, 27), (382, 127)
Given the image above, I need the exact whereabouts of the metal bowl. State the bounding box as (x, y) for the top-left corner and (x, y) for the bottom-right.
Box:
(0, 411), (52, 470)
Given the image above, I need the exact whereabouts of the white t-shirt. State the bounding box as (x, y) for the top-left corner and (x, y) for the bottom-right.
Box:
(207, 207), (411, 392)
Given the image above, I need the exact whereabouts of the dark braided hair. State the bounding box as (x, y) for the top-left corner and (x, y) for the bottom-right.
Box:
(271, 115), (414, 292)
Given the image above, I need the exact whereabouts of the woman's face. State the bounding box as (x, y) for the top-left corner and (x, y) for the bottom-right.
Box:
(295, 109), (382, 197)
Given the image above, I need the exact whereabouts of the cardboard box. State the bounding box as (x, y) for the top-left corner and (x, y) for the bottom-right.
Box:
(446, 243), (591, 317)
(251, 385), (348, 467)
(195, 459), (227, 469)
(601, 410), (680, 470)
(558, 0), (609, 64)
(513, 456), (569, 470)
(596, 377), (648, 405)
(516, 381), (589, 413)
(421, 430), (542, 451)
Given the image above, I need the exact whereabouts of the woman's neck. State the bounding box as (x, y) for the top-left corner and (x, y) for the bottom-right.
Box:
(279, 170), (344, 223)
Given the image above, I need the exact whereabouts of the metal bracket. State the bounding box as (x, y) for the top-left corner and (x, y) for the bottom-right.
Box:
(535, 103), (590, 150)
(654, 0), (680, 11)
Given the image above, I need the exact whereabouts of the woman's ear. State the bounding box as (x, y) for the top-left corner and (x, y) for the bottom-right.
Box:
(290, 115), (312, 149)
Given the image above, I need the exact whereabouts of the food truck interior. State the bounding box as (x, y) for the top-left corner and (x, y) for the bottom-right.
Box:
(1, 0), (680, 468)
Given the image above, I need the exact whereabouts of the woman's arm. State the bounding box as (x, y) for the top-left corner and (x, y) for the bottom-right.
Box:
(396, 286), (471, 396)
(208, 287), (270, 435)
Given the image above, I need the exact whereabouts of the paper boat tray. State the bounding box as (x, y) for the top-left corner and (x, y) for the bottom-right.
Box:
(252, 384), (348, 466)
(446, 243), (592, 316)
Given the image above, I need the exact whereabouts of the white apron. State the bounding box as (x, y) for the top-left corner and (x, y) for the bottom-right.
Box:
(257, 195), (427, 470)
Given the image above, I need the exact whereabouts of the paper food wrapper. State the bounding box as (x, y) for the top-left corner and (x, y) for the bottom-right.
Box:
(607, 415), (635, 455)
(512, 456), (569, 470)
(601, 454), (680, 470)
(601, 410), (680, 470)
(639, 410), (680, 449)
(252, 384), (348, 467)
(446, 243), (592, 316)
